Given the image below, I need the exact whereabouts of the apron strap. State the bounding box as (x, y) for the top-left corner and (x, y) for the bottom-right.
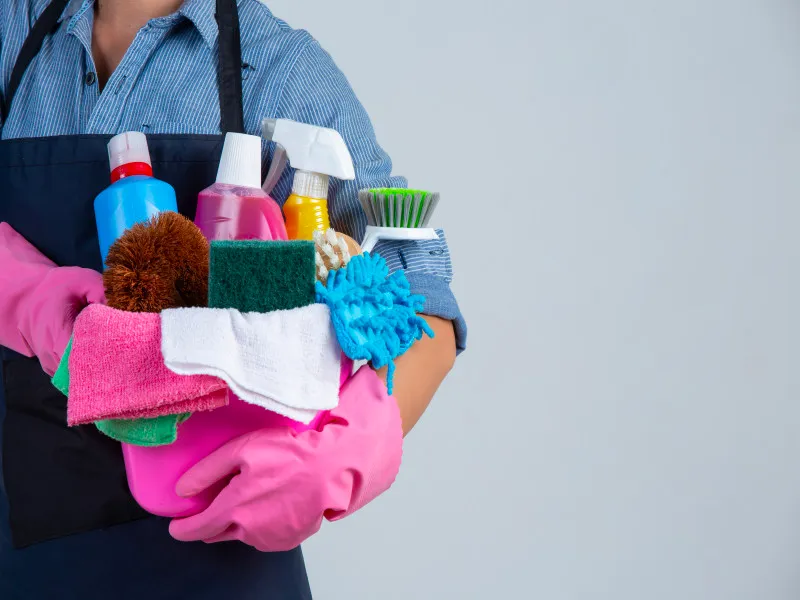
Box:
(216, 0), (245, 134)
(2, 0), (70, 123)
(2, 0), (245, 134)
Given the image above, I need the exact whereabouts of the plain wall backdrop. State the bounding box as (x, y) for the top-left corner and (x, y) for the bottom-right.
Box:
(266, 1), (798, 598)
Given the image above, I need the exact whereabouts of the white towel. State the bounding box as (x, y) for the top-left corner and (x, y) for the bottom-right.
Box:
(160, 305), (341, 424)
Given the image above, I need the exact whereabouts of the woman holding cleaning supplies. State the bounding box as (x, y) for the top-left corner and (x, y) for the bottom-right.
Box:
(0, 0), (466, 598)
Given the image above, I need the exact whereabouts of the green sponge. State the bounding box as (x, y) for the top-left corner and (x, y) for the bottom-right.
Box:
(208, 240), (316, 313)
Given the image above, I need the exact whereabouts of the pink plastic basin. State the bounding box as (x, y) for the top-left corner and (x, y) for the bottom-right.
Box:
(122, 357), (353, 517)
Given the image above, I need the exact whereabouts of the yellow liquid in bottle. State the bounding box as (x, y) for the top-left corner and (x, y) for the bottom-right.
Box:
(283, 194), (330, 240)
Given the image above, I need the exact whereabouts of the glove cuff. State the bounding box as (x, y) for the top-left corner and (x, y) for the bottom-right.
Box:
(323, 367), (404, 521)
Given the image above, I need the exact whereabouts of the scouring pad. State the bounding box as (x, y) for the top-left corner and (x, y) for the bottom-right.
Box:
(208, 240), (316, 313)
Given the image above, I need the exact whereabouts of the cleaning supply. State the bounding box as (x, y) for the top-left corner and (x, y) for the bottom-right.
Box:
(101, 212), (209, 445)
(51, 338), (189, 446)
(315, 252), (434, 394)
(103, 212), (209, 312)
(195, 132), (288, 242)
(122, 238), (321, 518)
(168, 367), (403, 552)
(94, 132), (178, 265)
(0, 222), (105, 376)
(208, 240), (316, 312)
(161, 305), (341, 424)
(67, 304), (227, 426)
(54, 331), (195, 448)
(97, 414), (191, 447)
(358, 188), (441, 253)
(261, 118), (355, 240)
(51, 336), (72, 396)
(122, 235), (336, 518)
(313, 228), (361, 284)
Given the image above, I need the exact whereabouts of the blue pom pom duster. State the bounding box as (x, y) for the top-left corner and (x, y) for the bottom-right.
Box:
(315, 252), (434, 394)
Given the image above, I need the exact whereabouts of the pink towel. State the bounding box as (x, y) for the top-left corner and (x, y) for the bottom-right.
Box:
(68, 304), (228, 426)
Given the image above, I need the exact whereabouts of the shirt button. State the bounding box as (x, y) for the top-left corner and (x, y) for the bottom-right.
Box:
(85, 72), (97, 85)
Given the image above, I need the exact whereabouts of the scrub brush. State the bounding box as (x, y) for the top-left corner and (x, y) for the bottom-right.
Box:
(103, 211), (209, 312)
(358, 188), (441, 253)
(313, 228), (362, 284)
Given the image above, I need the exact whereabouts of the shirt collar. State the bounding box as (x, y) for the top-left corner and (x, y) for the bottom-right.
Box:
(61, 0), (91, 24)
(180, 0), (245, 49)
(59, 0), (244, 49)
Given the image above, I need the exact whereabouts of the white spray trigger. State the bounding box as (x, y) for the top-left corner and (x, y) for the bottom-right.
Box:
(261, 118), (355, 181)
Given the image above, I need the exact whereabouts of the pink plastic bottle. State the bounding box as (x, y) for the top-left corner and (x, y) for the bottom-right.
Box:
(122, 132), (332, 517)
(194, 132), (287, 241)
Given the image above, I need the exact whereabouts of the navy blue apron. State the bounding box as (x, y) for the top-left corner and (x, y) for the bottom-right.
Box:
(0, 1), (312, 597)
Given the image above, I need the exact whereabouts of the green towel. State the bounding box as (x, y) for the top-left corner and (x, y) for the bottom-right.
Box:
(96, 413), (192, 447)
(51, 336), (73, 396)
(208, 240), (316, 312)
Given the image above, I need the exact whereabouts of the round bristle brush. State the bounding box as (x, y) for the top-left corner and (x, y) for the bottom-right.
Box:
(103, 212), (210, 312)
(313, 228), (362, 284)
(357, 188), (440, 253)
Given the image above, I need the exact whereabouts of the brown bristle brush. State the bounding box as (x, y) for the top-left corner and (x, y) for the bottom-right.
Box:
(103, 212), (209, 312)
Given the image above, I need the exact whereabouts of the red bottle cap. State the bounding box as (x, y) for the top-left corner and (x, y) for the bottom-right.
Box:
(110, 161), (153, 183)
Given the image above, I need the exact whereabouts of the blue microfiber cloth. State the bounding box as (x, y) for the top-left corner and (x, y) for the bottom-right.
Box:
(315, 252), (434, 394)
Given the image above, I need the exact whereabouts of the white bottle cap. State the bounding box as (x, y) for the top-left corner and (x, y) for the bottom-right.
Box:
(107, 131), (152, 172)
(216, 132), (263, 189)
(292, 170), (330, 199)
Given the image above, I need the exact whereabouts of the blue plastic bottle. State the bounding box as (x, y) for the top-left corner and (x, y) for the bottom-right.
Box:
(94, 131), (178, 267)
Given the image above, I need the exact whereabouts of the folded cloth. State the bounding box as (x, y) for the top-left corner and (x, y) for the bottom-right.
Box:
(51, 336), (73, 396)
(96, 413), (192, 447)
(161, 305), (341, 424)
(67, 305), (228, 426)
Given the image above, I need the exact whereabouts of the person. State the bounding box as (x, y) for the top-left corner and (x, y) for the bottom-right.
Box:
(0, 0), (466, 597)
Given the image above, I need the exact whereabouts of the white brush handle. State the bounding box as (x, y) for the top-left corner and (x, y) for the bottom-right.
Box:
(360, 226), (439, 253)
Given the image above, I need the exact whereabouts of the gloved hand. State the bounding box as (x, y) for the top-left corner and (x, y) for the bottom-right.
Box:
(169, 366), (403, 551)
(0, 222), (105, 375)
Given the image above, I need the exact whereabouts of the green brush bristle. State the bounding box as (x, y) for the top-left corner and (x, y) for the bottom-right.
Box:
(359, 188), (438, 228)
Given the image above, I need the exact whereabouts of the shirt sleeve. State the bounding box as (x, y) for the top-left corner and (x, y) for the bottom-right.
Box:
(271, 40), (467, 352)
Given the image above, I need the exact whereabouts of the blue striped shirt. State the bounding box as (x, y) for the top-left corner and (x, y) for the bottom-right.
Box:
(0, 0), (466, 350)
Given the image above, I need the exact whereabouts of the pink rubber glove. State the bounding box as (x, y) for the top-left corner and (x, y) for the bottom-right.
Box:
(0, 223), (105, 375)
(169, 367), (403, 551)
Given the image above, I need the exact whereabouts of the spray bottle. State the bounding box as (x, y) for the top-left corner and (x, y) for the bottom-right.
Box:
(261, 118), (355, 240)
(94, 132), (178, 266)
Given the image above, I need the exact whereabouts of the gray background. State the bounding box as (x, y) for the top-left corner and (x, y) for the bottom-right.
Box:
(268, 0), (798, 598)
